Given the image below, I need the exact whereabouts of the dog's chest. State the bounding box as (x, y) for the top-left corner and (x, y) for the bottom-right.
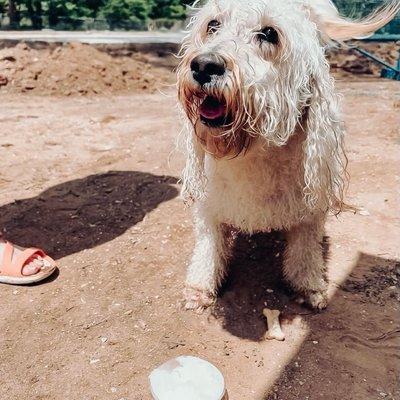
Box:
(205, 141), (306, 232)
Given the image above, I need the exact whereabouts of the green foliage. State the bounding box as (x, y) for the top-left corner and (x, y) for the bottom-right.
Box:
(150, 0), (187, 20)
(44, 1), (94, 27)
(0, 0), (7, 14)
(0, 0), (191, 28)
(99, 0), (153, 29)
(5, 0), (395, 35)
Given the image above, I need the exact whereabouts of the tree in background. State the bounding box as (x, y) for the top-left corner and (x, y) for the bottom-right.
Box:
(7, 0), (20, 28)
(0, 0), (103, 28)
(0, 0), (193, 29)
(0, 0), (192, 28)
(150, 0), (187, 20)
(0, 0), (397, 32)
(85, 0), (106, 17)
(45, 0), (94, 28)
(99, 0), (153, 29)
(24, 0), (42, 29)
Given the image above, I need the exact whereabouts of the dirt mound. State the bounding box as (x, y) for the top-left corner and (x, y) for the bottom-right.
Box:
(0, 42), (173, 96)
(0, 40), (397, 96)
(328, 41), (399, 76)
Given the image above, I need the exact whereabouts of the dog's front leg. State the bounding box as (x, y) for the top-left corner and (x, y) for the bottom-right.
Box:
(184, 205), (227, 312)
(283, 215), (328, 310)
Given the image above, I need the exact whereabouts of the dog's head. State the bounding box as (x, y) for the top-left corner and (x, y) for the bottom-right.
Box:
(178, 0), (398, 209)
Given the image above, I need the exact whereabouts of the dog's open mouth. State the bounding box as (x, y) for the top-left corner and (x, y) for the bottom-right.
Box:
(199, 96), (230, 127)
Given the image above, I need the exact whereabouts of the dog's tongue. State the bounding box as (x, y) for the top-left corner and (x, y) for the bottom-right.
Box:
(199, 97), (226, 120)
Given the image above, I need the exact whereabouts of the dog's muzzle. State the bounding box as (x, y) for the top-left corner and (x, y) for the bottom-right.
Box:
(190, 53), (226, 86)
(189, 53), (230, 128)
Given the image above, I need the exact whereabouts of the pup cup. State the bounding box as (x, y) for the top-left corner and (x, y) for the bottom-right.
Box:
(149, 356), (227, 400)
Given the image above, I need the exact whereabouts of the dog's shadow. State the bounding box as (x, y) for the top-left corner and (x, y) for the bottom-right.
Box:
(0, 171), (179, 260)
(212, 232), (330, 341)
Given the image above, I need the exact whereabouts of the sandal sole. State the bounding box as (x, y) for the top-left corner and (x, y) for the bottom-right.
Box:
(0, 266), (57, 285)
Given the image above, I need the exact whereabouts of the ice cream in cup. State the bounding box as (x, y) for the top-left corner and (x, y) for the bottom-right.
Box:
(149, 356), (227, 400)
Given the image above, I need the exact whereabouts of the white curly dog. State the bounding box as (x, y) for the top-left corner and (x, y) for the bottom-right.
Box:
(177, 0), (399, 311)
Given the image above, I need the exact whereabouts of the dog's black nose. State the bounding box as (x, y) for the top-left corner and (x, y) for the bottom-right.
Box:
(190, 53), (226, 85)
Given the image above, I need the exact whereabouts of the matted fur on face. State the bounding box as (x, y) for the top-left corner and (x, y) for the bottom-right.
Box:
(177, 0), (398, 211)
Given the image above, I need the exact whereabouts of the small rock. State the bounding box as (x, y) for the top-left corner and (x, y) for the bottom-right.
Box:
(0, 75), (8, 86)
(90, 358), (100, 365)
(137, 319), (147, 329)
(1, 55), (16, 62)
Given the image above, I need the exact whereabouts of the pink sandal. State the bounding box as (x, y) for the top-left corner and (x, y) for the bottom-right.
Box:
(0, 241), (56, 285)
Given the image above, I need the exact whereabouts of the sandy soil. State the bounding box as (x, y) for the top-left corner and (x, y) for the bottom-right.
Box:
(0, 41), (398, 97)
(0, 75), (399, 400)
(0, 42), (173, 96)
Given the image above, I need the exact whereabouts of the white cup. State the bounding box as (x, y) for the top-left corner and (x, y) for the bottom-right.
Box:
(149, 356), (227, 400)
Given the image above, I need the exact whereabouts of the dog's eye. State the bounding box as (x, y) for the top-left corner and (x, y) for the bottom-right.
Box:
(207, 20), (221, 34)
(258, 27), (279, 44)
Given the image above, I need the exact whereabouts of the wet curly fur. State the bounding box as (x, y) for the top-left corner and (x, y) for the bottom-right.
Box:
(177, 0), (399, 311)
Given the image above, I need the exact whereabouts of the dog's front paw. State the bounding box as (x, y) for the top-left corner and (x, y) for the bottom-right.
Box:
(295, 290), (328, 311)
(183, 286), (215, 313)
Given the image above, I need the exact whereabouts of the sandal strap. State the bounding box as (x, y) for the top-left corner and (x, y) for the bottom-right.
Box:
(1, 243), (46, 277)
(1, 242), (15, 275)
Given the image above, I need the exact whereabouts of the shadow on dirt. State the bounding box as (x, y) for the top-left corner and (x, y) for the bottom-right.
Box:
(212, 232), (330, 341)
(0, 170), (179, 259)
(263, 252), (400, 400)
(212, 234), (399, 398)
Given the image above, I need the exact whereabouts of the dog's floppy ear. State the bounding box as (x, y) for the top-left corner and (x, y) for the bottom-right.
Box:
(303, 57), (347, 213)
(305, 0), (399, 41)
(180, 129), (207, 205)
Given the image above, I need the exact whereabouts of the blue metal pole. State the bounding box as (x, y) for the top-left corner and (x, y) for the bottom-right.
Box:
(352, 46), (399, 73)
(397, 49), (400, 71)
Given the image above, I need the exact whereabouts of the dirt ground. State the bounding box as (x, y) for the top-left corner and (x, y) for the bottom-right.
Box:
(0, 48), (399, 400)
(0, 41), (398, 96)
(0, 42), (173, 96)
(328, 41), (400, 76)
